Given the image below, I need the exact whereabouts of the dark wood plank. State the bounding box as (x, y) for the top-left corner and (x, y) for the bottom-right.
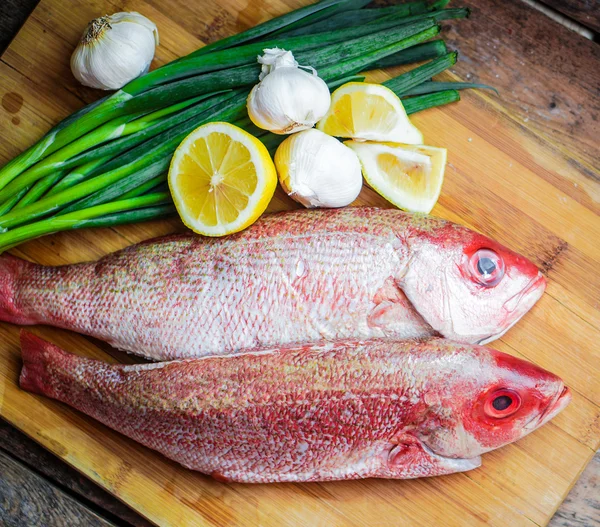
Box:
(0, 449), (116, 527)
(0, 0), (40, 54)
(0, 419), (152, 527)
(539, 0), (600, 34)
(549, 450), (600, 527)
(438, 0), (600, 177)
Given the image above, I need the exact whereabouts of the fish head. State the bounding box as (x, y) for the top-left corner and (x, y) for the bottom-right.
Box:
(398, 219), (546, 344)
(416, 344), (571, 460)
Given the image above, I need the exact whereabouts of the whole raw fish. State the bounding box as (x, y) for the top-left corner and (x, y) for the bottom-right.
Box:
(20, 331), (570, 483)
(1, 208), (545, 360)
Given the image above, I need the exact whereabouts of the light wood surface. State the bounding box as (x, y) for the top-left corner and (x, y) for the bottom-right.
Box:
(0, 0), (599, 526)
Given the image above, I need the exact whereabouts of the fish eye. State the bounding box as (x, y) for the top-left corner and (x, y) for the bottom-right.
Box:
(484, 389), (521, 418)
(469, 249), (505, 287)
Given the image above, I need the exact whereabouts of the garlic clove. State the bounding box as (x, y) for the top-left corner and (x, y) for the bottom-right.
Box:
(71, 12), (158, 91)
(275, 129), (363, 208)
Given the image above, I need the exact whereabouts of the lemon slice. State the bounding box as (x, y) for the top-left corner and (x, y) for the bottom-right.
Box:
(317, 82), (423, 144)
(346, 142), (447, 213)
(169, 122), (277, 236)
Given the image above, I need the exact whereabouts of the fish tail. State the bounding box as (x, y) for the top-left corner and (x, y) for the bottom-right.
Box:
(0, 254), (37, 325)
(19, 330), (77, 398)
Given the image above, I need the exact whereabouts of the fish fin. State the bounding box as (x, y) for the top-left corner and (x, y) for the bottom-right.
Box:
(368, 301), (435, 339)
(387, 436), (481, 478)
(19, 330), (72, 397)
(0, 254), (37, 325)
(211, 470), (233, 483)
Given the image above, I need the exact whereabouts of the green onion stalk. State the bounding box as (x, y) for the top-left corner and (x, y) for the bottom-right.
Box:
(403, 89), (460, 114)
(270, 0), (431, 37)
(0, 193), (173, 253)
(401, 80), (499, 96)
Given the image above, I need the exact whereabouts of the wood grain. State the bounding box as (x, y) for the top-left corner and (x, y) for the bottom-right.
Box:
(439, 0), (600, 188)
(549, 450), (600, 527)
(0, 450), (116, 526)
(0, 0), (39, 54)
(0, 0), (599, 526)
(539, 0), (600, 33)
(0, 419), (152, 527)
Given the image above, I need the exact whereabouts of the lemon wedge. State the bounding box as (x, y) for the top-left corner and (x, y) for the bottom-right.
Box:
(169, 122), (277, 236)
(346, 142), (447, 213)
(317, 82), (423, 144)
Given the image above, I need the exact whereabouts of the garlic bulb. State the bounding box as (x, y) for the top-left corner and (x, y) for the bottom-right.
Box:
(247, 48), (331, 135)
(275, 129), (363, 208)
(71, 12), (159, 90)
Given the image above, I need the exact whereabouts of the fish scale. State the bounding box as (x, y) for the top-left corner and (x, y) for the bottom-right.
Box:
(19, 333), (570, 483)
(0, 208), (546, 359)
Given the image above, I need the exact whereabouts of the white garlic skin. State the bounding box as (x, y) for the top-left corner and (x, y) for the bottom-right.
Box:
(247, 67), (331, 135)
(71, 12), (158, 90)
(275, 129), (363, 208)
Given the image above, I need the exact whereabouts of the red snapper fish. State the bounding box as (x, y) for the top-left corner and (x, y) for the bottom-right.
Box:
(20, 331), (570, 483)
(1, 208), (545, 360)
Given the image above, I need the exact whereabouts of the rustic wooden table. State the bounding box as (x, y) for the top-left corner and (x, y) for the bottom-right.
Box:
(0, 0), (598, 525)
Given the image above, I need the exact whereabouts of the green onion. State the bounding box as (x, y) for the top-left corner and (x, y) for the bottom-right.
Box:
(0, 90), (134, 193)
(87, 93), (246, 180)
(0, 94), (113, 193)
(13, 172), (66, 210)
(280, 7), (468, 39)
(57, 161), (170, 217)
(267, 0), (372, 37)
(297, 19), (437, 68)
(190, 0), (351, 56)
(383, 51), (458, 96)
(320, 25), (442, 79)
(403, 89), (461, 114)
(136, 14), (438, 92)
(119, 175), (167, 200)
(402, 80), (499, 96)
(367, 40), (448, 69)
(45, 156), (115, 197)
(0, 193), (172, 252)
(0, 187), (29, 216)
(327, 74), (365, 90)
(276, 2), (432, 38)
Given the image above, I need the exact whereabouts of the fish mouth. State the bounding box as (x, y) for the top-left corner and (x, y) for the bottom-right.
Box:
(478, 272), (546, 345)
(503, 271), (546, 316)
(523, 384), (571, 432)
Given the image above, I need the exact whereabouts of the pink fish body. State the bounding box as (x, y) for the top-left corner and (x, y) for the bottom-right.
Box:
(20, 331), (570, 483)
(2, 208), (545, 360)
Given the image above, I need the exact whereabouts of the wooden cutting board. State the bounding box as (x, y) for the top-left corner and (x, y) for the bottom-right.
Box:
(0, 0), (599, 525)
